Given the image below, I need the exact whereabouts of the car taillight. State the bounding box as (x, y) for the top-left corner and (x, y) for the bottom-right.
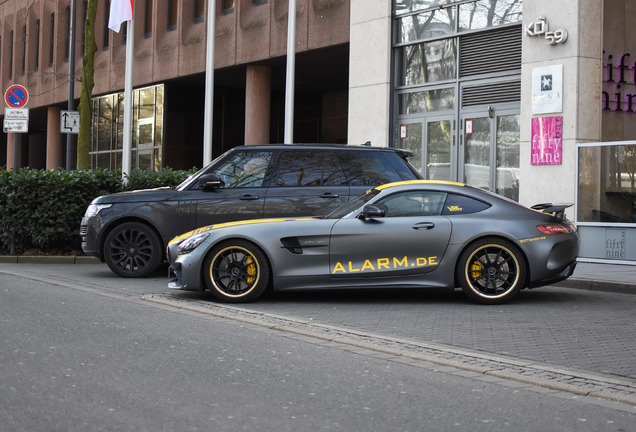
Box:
(537, 224), (573, 234)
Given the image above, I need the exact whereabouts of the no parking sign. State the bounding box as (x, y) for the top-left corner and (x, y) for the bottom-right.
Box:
(4, 84), (29, 108)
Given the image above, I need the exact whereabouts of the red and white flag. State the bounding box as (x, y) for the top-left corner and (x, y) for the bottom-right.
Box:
(108, 0), (135, 33)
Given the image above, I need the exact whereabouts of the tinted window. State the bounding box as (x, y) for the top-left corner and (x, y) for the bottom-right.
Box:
(213, 151), (272, 188)
(441, 193), (491, 215)
(376, 191), (447, 217)
(275, 151), (347, 187)
(340, 151), (411, 186)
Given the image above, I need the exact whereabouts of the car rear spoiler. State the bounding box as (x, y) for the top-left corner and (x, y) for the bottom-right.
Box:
(530, 203), (573, 221)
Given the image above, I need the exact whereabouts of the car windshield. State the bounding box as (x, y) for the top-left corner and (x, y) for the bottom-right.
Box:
(325, 189), (381, 219)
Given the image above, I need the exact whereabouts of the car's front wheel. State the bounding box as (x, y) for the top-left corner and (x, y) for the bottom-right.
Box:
(104, 222), (163, 278)
(457, 238), (526, 304)
(203, 240), (270, 303)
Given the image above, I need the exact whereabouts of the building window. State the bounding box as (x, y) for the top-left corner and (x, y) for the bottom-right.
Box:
(144, 0), (153, 37)
(49, 13), (55, 66)
(168, 0), (178, 31)
(64, 6), (70, 62)
(34, 19), (40, 71)
(90, 84), (165, 171)
(103, 0), (110, 50)
(195, 0), (205, 22)
(222, 0), (234, 15)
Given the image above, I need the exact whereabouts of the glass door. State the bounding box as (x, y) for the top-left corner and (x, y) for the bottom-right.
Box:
(398, 116), (455, 181)
(460, 108), (520, 200)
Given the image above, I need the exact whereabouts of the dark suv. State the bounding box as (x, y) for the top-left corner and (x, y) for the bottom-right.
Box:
(80, 144), (422, 277)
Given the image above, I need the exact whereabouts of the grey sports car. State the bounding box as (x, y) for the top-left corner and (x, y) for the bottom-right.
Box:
(166, 180), (579, 304)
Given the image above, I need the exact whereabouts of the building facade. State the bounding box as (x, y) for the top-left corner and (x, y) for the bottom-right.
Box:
(1, 0), (635, 263)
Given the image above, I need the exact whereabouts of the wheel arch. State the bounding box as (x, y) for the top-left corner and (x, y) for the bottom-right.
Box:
(200, 237), (274, 291)
(99, 216), (165, 261)
(453, 234), (530, 289)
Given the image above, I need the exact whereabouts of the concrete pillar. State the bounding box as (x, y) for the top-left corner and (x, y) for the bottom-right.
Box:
(348, 0), (391, 147)
(245, 65), (271, 146)
(46, 107), (65, 170)
(519, 0), (603, 212)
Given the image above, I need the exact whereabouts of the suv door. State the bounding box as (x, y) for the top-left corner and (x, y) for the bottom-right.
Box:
(179, 150), (273, 232)
(264, 150), (350, 218)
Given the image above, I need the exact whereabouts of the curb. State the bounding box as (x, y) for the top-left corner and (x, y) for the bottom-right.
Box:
(0, 255), (101, 264)
(554, 278), (636, 296)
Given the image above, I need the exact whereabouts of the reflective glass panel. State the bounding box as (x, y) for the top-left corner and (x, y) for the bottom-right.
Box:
(495, 114), (520, 200)
(458, 0), (522, 31)
(396, 8), (455, 43)
(400, 39), (457, 85)
(399, 87), (455, 114)
(399, 123), (423, 173)
(426, 120), (452, 180)
(578, 144), (636, 223)
(463, 117), (490, 190)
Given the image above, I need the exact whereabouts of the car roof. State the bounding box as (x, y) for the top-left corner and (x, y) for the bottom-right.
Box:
(229, 143), (412, 154)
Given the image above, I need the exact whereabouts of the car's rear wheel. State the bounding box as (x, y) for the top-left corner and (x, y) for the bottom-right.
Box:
(457, 237), (526, 304)
(104, 222), (163, 278)
(203, 240), (270, 303)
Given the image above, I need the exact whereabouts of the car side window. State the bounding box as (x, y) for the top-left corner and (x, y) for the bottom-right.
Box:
(213, 151), (272, 188)
(376, 191), (447, 217)
(441, 193), (491, 215)
(274, 151), (347, 187)
(339, 151), (405, 185)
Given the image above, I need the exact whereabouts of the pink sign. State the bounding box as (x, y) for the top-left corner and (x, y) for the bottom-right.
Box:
(531, 116), (563, 165)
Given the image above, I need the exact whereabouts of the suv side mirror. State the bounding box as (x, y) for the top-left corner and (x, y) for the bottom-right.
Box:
(199, 174), (224, 190)
(357, 204), (385, 220)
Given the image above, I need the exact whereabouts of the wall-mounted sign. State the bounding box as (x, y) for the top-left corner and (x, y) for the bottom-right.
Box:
(525, 17), (568, 45)
(531, 116), (562, 165)
(465, 119), (473, 134)
(531, 64), (563, 114)
(400, 125), (407, 139)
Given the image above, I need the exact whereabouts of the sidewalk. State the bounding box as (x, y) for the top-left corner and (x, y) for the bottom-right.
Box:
(556, 260), (636, 295)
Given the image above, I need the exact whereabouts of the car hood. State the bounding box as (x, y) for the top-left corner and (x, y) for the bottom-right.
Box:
(91, 187), (181, 204)
(168, 217), (320, 246)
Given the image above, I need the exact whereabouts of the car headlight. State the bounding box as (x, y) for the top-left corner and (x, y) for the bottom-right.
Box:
(84, 203), (112, 218)
(177, 233), (210, 255)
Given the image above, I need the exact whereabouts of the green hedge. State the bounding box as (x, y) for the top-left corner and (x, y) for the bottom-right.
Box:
(0, 167), (196, 255)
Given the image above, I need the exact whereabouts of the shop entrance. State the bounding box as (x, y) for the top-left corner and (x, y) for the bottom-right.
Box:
(398, 105), (520, 200)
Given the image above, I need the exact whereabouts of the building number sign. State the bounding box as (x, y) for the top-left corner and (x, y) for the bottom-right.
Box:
(525, 17), (568, 45)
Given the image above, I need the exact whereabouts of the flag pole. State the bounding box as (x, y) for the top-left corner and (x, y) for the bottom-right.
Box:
(202, 0), (215, 165)
(121, 17), (134, 185)
(284, 0), (296, 144)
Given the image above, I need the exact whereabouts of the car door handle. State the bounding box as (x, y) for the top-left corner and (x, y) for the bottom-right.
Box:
(240, 194), (260, 201)
(413, 222), (435, 230)
(319, 192), (340, 199)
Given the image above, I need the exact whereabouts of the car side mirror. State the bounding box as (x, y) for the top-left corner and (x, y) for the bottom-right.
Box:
(357, 204), (385, 220)
(199, 174), (224, 190)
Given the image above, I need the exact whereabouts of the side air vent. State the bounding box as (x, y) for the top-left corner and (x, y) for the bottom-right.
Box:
(459, 25), (522, 78)
(462, 80), (521, 107)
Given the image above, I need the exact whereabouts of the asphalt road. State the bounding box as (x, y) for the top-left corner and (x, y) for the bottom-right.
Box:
(1, 263), (635, 431)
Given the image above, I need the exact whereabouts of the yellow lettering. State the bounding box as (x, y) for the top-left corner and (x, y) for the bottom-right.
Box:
(416, 257), (428, 266)
(393, 256), (408, 268)
(377, 258), (390, 269)
(348, 261), (361, 272)
(429, 256), (438, 265)
(361, 260), (375, 271)
(447, 206), (462, 212)
(333, 262), (346, 273)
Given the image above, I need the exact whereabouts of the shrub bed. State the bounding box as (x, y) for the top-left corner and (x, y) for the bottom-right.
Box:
(0, 167), (196, 255)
